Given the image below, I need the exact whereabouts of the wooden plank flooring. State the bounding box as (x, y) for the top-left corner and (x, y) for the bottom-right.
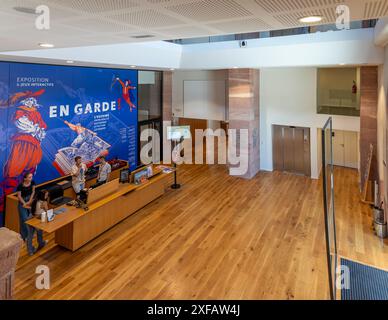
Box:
(13, 165), (388, 300)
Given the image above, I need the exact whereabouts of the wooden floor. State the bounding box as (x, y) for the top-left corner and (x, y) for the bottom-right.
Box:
(14, 165), (388, 300)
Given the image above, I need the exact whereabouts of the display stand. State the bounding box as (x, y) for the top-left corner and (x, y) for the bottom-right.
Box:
(171, 136), (183, 190)
(171, 162), (180, 190)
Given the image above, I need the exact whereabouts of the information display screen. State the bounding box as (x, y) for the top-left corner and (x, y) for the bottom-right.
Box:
(167, 126), (191, 140)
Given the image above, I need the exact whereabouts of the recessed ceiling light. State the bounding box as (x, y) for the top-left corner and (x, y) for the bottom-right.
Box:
(66, 60), (74, 64)
(299, 16), (323, 24)
(170, 68), (175, 71)
(233, 67), (238, 69)
(130, 65), (136, 68)
(339, 63), (346, 66)
(13, 6), (37, 14)
(39, 43), (54, 48)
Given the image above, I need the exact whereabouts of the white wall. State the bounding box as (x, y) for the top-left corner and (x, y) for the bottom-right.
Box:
(260, 67), (360, 179)
(0, 41), (183, 70)
(317, 129), (323, 177)
(1, 29), (384, 71)
(181, 29), (384, 70)
(183, 80), (226, 121)
(172, 70), (228, 119)
(375, 17), (388, 47)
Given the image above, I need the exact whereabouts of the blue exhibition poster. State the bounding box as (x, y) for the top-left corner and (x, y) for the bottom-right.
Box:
(0, 62), (139, 225)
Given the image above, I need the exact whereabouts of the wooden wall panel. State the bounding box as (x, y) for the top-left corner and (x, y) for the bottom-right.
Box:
(178, 117), (208, 163)
(163, 71), (173, 122)
(228, 69), (260, 179)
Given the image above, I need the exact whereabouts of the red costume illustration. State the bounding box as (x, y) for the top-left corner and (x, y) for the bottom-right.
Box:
(1, 90), (47, 211)
(115, 78), (137, 112)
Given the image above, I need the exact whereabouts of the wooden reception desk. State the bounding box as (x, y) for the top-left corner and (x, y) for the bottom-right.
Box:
(5, 161), (127, 234)
(24, 169), (173, 251)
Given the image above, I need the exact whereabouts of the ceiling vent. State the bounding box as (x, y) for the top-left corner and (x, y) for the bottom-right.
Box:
(131, 35), (155, 39)
(13, 7), (37, 14)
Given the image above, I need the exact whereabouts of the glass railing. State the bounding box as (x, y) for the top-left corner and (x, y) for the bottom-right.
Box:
(166, 19), (377, 45)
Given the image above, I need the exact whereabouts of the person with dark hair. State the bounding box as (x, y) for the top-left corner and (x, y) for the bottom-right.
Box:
(91, 156), (111, 189)
(71, 156), (87, 195)
(16, 172), (36, 251)
(1, 90), (47, 216)
(27, 190), (48, 255)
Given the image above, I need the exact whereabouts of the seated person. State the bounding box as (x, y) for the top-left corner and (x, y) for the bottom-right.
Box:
(71, 156), (87, 195)
(91, 156), (111, 189)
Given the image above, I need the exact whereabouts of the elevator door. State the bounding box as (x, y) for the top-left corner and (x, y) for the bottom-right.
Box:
(273, 125), (311, 176)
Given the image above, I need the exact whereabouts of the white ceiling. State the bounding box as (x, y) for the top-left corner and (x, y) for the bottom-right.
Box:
(0, 0), (387, 52)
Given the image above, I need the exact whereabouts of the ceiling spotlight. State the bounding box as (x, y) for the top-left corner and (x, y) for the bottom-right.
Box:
(170, 68), (175, 71)
(130, 65), (136, 68)
(339, 63), (346, 66)
(66, 60), (74, 64)
(39, 43), (54, 48)
(299, 16), (323, 24)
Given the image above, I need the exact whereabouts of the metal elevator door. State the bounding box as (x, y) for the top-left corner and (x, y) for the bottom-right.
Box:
(273, 125), (311, 176)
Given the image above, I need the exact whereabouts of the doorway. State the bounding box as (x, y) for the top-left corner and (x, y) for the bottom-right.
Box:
(273, 125), (311, 176)
(331, 130), (359, 169)
(139, 120), (162, 164)
(138, 70), (163, 165)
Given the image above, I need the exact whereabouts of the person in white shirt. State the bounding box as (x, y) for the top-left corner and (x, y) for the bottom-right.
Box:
(91, 156), (111, 189)
(71, 156), (87, 194)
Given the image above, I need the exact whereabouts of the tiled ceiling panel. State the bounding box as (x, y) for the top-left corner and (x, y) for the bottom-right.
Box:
(254, 0), (344, 13)
(109, 9), (186, 28)
(254, 0), (346, 26)
(46, 0), (140, 13)
(0, 12), (33, 29)
(275, 7), (340, 26)
(146, 0), (173, 3)
(0, 0), (386, 52)
(1, 0), (79, 20)
(158, 25), (217, 37)
(70, 18), (136, 33)
(208, 18), (271, 33)
(364, 0), (388, 18)
(165, 0), (254, 21)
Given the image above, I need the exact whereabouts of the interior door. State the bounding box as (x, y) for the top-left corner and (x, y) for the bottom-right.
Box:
(273, 125), (284, 171)
(293, 127), (305, 174)
(344, 131), (359, 169)
(302, 128), (311, 176)
(283, 127), (295, 173)
(331, 130), (359, 169)
(332, 130), (345, 166)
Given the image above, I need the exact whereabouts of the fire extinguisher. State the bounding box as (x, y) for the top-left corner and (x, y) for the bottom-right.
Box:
(352, 80), (357, 94)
